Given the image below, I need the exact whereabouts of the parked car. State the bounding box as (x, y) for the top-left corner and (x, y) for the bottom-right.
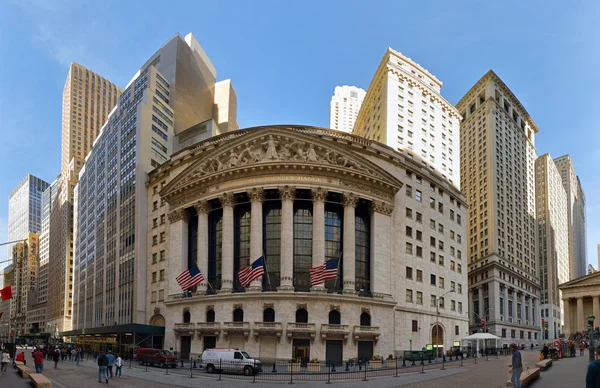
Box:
(200, 348), (262, 376)
(135, 348), (178, 368)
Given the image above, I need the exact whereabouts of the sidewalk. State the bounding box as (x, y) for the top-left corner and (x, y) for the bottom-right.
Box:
(0, 366), (30, 387)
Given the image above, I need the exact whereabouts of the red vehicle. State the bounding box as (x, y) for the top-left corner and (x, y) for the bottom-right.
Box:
(135, 348), (177, 368)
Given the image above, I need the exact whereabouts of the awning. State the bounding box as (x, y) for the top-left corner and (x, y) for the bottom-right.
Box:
(60, 324), (165, 337)
(461, 333), (501, 341)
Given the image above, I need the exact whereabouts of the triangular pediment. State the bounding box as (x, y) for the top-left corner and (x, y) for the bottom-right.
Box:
(161, 126), (402, 204)
(559, 271), (600, 289)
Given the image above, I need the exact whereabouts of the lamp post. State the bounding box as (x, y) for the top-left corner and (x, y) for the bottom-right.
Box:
(471, 308), (493, 356)
(589, 315), (596, 364)
(435, 289), (455, 360)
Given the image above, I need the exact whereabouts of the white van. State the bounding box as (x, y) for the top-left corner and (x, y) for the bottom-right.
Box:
(200, 348), (262, 376)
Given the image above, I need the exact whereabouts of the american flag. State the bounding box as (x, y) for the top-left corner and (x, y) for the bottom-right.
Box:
(176, 265), (205, 291)
(310, 258), (339, 286)
(238, 256), (265, 287)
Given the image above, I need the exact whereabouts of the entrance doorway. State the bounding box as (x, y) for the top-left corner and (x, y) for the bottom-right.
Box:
(203, 336), (216, 350)
(181, 336), (191, 360)
(292, 339), (310, 365)
(357, 341), (373, 363)
(325, 340), (343, 366)
(431, 325), (444, 357)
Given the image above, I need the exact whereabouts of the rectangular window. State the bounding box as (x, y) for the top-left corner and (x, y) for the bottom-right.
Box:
(439, 297), (445, 308)
(406, 226), (413, 237)
(158, 289), (165, 301)
(430, 219), (436, 229)
(416, 291), (423, 305)
(430, 274), (436, 285)
(416, 230), (422, 241)
(416, 212), (422, 222)
(430, 236), (436, 246)
(438, 203), (444, 214)
(450, 281), (455, 291)
(406, 207), (413, 218)
(406, 289), (413, 303)
(415, 190), (422, 202)
(159, 269), (165, 281)
(152, 253), (157, 264)
(458, 302), (463, 313)
(455, 325), (459, 335)
(439, 277), (444, 289)
(431, 295), (436, 307)
(430, 252), (436, 262)
(151, 125), (168, 141)
(406, 242), (413, 254)
(457, 264), (462, 273)
(152, 272), (157, 283)
(430, 197), (435, 209)
(458, 284), (462, 294)
(406, 266), (413, 279)
(412, 320), (418, 332)
(416, 269), (423, 282)
(416, 246), (423, 257)
(451, 300), (456, 311)
(439, 255), (444, 265)
(406, 185), (413, 197)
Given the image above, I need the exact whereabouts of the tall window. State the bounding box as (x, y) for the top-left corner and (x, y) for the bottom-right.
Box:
(183, 311), (190, 323)
(293, 195), (312, 292)
(325, 199), (343, 293)
(296, 308), (308, 323)
(360, 312), (371, 326)
(206, 309), (215, 322)
(208, 205), (223, 292)
(355, 205), (371, 295)
(328, 310), (341, 325)
(233, 308), (244, 322)
(187, 207), (198, 268)
(263, 193), (281, 291)
(263, 308), (275, 322)
(234, 201), (251, 292)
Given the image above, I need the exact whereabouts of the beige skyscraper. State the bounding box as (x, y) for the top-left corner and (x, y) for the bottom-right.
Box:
(535, 154), (569, 340)
(48, 64), (122, 333)
(553, 155), (587, 280)
(457, 71), (541, 346)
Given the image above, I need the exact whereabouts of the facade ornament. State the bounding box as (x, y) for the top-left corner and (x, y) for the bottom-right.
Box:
(194, 200), (209, 214)
(361, 307), (370, 314)
(154, 307), (161, 315)
(343, 192), (359, 208)
(183, 307), (190, 314)
(279, 185), (296, 201)
(233, 303), (243, 310)
(369, 201), (394, 216)
(168, 209), (186, 224)
(219, 192), (235, 207)
(263, 303), (274, 309)
(248, 187), (264, 202)
(310, 187), (328, 202)
(262, 135), (279, 160)
(296, 303), (307, 310)
(205, 305), (214, 311)
(330, 305), (340, 312)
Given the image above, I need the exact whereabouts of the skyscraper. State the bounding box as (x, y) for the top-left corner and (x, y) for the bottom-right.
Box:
(553, 155), (587, 280)
(353, 48), (461, 189)
(329, 85), (365, 133)
(8, 174), (49, 246)
(47, 64), (122, 333)
(535, 154), (569, 340)
(457, 70), (540, 346)
(70, 33), (237, 351)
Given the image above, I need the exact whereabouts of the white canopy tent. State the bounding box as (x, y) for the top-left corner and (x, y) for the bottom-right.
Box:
(461, 333), (501, 356)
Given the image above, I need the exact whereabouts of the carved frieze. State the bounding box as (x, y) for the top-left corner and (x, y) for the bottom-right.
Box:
(369, 201), (394, 216)
(168, 209), (186, 224)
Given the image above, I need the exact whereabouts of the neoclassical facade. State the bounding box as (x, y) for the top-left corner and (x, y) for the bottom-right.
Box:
(146, 125), (468, 362)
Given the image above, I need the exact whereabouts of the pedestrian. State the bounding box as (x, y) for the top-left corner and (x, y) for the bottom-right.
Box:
(97, 352), (109, 384)
(115, 354), (123, 377)
(106, 350), (115, 378)
(543, 344), (549, 359)
(71, 348), (76, 362)
(586, 344), (600, 388)
(33, 347), (44, 373)
(582, 342), (586, 356)
(530, 343), (534, 352)
(509, 343), (523, 388)
(16, 351), (26, 365)
(1, 349), (10, 374)
(53, 347), (60, 369)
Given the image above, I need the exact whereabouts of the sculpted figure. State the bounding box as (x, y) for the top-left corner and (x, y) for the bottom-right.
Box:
(227, 150), (240, 168)
(306, 144), (318, 162)
(262, 135), (279, 160)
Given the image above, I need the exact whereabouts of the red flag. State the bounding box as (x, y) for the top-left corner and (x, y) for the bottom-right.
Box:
(0, 312), (3, 319)
(0, 286), (12, 300)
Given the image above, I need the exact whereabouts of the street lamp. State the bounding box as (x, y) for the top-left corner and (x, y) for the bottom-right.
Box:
(589, 315), (595, 364)
(434, 289), (455, 360)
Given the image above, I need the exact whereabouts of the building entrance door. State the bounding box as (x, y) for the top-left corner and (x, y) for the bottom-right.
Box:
(180, 336), (191, 360)
(292, 339), (310, 365)
(203, 336), (216, 350)
(357, 341), (373, 363)
(325, 340), (343, 366)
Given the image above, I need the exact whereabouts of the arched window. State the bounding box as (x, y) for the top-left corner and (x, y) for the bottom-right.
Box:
(328, 310), (341, 325)
(355, 206), (371, 295)
(208, 203), (223, 292)
(360, 312), (371, 326)
(295, 308), (308, 323)
(234, 201), (251, 292)
(263, 308), (275, 322)
(206, 309), (215, 323)
(233, 308), (244, 322)
(183, 311), (191, 323)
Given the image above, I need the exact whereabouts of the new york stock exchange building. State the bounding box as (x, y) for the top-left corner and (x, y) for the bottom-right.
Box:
(147, 125), (468, 363)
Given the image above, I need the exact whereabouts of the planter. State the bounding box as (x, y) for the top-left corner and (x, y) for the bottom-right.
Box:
(385, 359), (396, 368)
(307, 363), (321, 372)
(287, 363), (301, 372)
(369, 359), (382, 369)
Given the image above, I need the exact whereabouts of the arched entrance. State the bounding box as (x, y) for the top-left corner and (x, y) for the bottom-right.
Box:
(150, 314), (165, 327)
(431, 325), (444, 357)
(149, 314), (165, 350)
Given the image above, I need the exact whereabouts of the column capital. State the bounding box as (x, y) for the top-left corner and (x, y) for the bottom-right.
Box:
(310, 187), (328, 202)
(248, 187), (264, 202)
(220, 192), (235, 207)
(194, 200), (209, 214)
(168, 209), (187, 224)
(369, 201), (393, 215)
(343, 192), (359, 208)
(278, 185), (296, 201)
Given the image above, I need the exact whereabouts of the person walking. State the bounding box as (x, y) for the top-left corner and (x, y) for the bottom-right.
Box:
(509, 343), (523, 388)
(106, 350), (115, 378)
(115, 354), (123, 377)
(1, 349), (10, 374)
(33, 347), (44, 373)
(586, 344), (600, 388)
(581, 342), (586, 356)
(52, 347), (60, 369)
(97, 352), (109, 384)
(530, 343), (534, 352)
(71, 348), (76, 362)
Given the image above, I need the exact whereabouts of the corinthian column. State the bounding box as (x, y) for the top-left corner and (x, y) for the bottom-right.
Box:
(168, 208), (188, 297)
(194, 201), (209, 293)
(220, 193), (234, 293)
(310, 188), (327, 292)
(342, 192), (358, 294)
(248, 188), (264, 292)
(278, 186), (295, 291)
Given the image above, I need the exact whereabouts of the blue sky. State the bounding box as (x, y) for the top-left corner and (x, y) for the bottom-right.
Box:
(1, 0), (600, 269)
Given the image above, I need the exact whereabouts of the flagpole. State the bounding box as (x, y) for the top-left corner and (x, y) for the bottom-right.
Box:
(262, 251), (273, 291)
